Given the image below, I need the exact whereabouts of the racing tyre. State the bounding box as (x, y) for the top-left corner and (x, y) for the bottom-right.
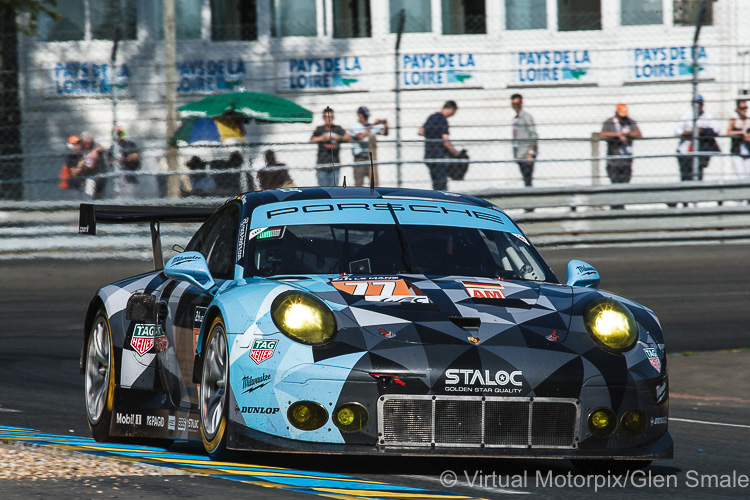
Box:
(200, 316), (230, 459)
(85, 310), (115, 442)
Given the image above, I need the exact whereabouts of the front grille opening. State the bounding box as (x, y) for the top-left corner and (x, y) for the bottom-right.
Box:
(379, 396), (579, 449)
(435, 400), (482, 444)
(485, 401), (529, 446)
(381, 399), (432, 444)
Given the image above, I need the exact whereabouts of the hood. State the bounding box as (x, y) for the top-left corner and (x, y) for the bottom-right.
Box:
(285, 275), (574, 347)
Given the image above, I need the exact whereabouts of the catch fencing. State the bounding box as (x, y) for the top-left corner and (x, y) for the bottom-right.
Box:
(3, 0), (750, 201)
(2, 135), (749, 202)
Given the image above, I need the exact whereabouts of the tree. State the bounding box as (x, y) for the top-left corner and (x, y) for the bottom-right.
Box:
(0, 0), (59, 199)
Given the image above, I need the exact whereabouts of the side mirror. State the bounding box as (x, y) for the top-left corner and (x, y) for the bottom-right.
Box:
(164, 251), (216, 292)
(565, 259), (600, 288)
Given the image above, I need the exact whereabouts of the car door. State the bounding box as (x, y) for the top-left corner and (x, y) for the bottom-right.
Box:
(155, 204), (240, 409)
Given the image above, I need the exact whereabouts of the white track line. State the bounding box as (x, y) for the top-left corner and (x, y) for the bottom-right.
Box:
(670, 418), (750, 429)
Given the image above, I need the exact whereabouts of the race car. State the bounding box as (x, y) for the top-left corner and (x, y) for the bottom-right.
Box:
(79, 187), (671, 467)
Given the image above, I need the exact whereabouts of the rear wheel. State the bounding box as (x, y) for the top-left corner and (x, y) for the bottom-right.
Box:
(85, 311), (115, 442)
(200, 316), (230, 459)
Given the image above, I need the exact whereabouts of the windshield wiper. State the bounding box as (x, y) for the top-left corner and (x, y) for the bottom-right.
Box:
(386, 203), (416, 274)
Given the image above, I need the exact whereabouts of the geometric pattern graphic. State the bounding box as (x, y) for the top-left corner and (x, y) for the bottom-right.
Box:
(81, 187), (670, 460)
(0, 426), (479, 499)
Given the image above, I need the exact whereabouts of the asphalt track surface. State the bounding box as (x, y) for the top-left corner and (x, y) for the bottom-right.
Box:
(1, 243), (749, 498)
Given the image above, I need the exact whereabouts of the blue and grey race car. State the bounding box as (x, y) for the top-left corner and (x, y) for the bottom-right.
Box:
(79, 187), (671, 468)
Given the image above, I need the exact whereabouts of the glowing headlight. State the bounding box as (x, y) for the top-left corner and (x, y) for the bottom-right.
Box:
(584, 298), (638, 352)
(271, 292), (336, 345)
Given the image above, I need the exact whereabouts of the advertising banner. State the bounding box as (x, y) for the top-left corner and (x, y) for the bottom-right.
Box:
(49, 61), (131, 96)
(510, 50), (595, 86)
(625, 46), (712, 83)
(277, 57), (365, 92)
(400, 53), (480, 89)
(176, 58), (248, 94)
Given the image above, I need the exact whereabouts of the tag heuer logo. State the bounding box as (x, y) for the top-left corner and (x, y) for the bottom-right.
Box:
(249, 339), (278, 365)
(131, 324), (157, 356)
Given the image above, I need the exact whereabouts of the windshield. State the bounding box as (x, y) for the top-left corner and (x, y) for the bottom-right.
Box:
(244, 224), (553, 282)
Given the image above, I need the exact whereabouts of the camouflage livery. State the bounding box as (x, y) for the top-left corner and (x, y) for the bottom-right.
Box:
(80, 187), (671, 461)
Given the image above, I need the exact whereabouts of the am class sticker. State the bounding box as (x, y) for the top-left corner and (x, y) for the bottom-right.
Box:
(463, 281), (505, 299)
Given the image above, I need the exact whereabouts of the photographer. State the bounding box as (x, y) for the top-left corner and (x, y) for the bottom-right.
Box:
(675, 95), (720, 181)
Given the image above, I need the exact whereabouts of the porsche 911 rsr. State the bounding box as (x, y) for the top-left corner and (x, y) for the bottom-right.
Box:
(79, 187), (671, 468)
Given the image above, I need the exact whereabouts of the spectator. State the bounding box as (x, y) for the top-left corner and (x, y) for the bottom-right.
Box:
(675, 95), (720, 181)
(728, 99), (750, 180)
(419, 100), (460, 191)
(210, 150), (251, 195)
(71, 131), (107, 199)
(108, 126), (140, 198)
(258, 149), (295, 190)
(600, 104), (642, 184)
(349, 105), (388, 187)
(310, 107), (351, 186)
(181, 155), (215, 197)
(59, 135), (83, 194)
(510, 94), (538, 187)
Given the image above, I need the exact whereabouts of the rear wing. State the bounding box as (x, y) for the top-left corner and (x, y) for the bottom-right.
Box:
(79, 203), (217, 270)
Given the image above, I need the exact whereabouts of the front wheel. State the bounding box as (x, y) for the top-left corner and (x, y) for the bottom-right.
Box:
(200, 316), (230, 459)
(85, 310), (115, 442)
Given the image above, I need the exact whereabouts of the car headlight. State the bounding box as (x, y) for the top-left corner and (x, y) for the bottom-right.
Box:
(271, 291), (336, 345)
(584, 298), (637, 352)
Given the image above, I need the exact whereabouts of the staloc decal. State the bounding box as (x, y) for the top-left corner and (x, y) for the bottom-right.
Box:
(445, 369), (524, 387)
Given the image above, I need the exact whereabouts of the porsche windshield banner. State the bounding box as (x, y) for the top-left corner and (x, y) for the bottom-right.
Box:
(251, 198), (519, 234)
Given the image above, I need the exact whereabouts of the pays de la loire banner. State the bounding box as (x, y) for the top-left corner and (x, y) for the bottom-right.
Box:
(625, 46), (712, 83)
(175, 58), (248, 94)
(277, 57), (365, 92)
(400, 53), (480, 89)
(48, 61), (131, 96)
(510, 49), (595, 86)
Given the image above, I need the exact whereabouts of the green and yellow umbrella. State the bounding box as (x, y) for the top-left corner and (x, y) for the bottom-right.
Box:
(176, 92), (313, 123)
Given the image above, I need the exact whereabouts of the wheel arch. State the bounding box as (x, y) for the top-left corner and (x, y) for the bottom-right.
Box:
(80, 295), (107, 374)
(192, 304), (226, 383)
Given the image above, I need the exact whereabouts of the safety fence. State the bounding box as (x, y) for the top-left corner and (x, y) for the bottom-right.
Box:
(3, 134), (750, 202)
(2, 179), (749, 260)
